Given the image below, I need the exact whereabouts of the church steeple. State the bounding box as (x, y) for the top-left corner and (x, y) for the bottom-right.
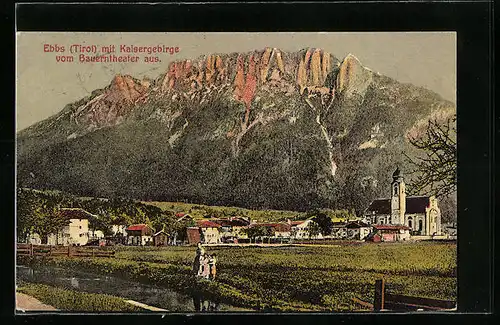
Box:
(392, 166), (402, 181)
(391, 167), (406, 225)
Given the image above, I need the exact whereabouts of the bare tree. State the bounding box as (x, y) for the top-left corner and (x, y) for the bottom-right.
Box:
(405, 115), (456, 198)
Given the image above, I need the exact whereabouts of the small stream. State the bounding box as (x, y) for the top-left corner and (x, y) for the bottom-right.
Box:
(17, 265), (250, 312)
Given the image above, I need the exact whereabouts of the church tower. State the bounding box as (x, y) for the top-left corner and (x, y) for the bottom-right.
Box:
(390, 167), (406, 225)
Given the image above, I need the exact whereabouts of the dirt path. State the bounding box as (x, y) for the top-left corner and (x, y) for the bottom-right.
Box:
(16, 292), (57, 312)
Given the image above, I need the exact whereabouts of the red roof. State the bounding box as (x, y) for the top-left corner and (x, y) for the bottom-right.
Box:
(373, 225), (410, 230)
(175, 213), (186, 217)
(290, 220), (307, 226)
(251, 223), (291, 232)
(214, 218), (250, 227)
(197, 221), (221, 228)
(126, 224), (150, 231)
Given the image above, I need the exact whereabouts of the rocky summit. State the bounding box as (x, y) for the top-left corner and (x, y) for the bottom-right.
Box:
(17, 48), (455, 213)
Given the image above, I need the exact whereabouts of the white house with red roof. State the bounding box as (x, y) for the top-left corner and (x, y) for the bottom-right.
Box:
(126, 224), (155, 246)
(250, 222), (292, 238)
(176, 213), (194, 222)
(288, 219), (323, 239)
(363, 167), (442, 237)
(345, 220), (372, 240)
(196, 220), (221, 244)
(213, 217), (250, 241)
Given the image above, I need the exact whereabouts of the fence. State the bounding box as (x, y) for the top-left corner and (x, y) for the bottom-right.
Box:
(353, 279), (456, 312)
(17, 243), (115, 258)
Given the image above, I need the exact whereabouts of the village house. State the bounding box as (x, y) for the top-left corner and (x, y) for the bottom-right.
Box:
(176, 213), (194, 223)
(196, 220), (222, 244)
(186, 227), (202, 245)
(101, 224), (128, 245)
(288, 219), (323, 239)
(126, 224), (154, 246)
(88, 229), (105, 242)
(363, 167), (442, 237)
(214, 217), (250, 242)
(345, 220), (372, 240)
(272, 223), (292, 238)
(251, 222), (292, 238)
(153, 230), (169, 246)
(331, 222), (348, 239)
(26, 233), (42, 245)
(366, 224), (411, 242)
(111, 224), (128, 237)
(46, 208), (94, 246)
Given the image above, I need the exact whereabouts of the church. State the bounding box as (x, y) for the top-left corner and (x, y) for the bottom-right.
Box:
(363, 167), (442, 236)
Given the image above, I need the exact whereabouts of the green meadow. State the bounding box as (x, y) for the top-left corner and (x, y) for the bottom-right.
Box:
(19, 241), (456, 312)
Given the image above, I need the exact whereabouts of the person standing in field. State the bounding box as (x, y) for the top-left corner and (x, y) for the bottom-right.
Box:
(192, 251), (200, 276)
(193, 242), (205, 276)
(196, 242), (205, 256)
(208, 253), (217, 280)
(202, 253), (211, 279)
(197, 253), (205, 277)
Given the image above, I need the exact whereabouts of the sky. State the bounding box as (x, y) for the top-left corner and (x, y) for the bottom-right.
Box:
(16, 32), (456, 132)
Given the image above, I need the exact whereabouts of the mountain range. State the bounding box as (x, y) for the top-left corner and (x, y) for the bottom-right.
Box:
(16, 47), (456, 214)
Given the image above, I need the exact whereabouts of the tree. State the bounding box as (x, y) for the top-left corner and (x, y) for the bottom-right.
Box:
(310, 211), (334, 236)
(148, 210), (175, 234)
(16, 189), (70, 244)
(32, 202), (69, 244)
(16, 188), (37, 241)
(405, 115), (457, 198)
(88, 213), (113, 238)
(306, 221), (322, 239)
(439, 193), (457, 224)
(244, 226), (273, 242)
(169, 218), (195, 243)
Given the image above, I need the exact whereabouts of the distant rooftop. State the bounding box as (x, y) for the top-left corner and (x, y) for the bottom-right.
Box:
(58, 208), (96, 220)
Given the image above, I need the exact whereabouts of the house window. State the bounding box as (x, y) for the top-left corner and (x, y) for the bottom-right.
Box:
(418, 220), (423, 231)
(408, 217), (413, 229)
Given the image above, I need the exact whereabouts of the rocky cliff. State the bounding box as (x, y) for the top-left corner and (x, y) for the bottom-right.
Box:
(17, 48), (456, 213)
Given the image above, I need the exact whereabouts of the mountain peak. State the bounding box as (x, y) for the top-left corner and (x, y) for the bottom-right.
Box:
(336, 53), (371, 96)
(108, 74), (149, 103)
(344, 53), (361, 62)
(68, 74), (149, 128)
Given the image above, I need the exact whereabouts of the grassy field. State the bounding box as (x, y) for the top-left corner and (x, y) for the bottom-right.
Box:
(17, 282), (144, 312)
(18, 242), (456, 312)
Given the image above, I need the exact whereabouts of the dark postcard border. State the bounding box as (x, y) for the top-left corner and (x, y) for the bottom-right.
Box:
(2, 0), (16, 322)
(5, 1), (495, 324)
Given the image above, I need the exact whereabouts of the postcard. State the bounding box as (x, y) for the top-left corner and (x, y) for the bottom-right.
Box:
(15, 32), (457, 313)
